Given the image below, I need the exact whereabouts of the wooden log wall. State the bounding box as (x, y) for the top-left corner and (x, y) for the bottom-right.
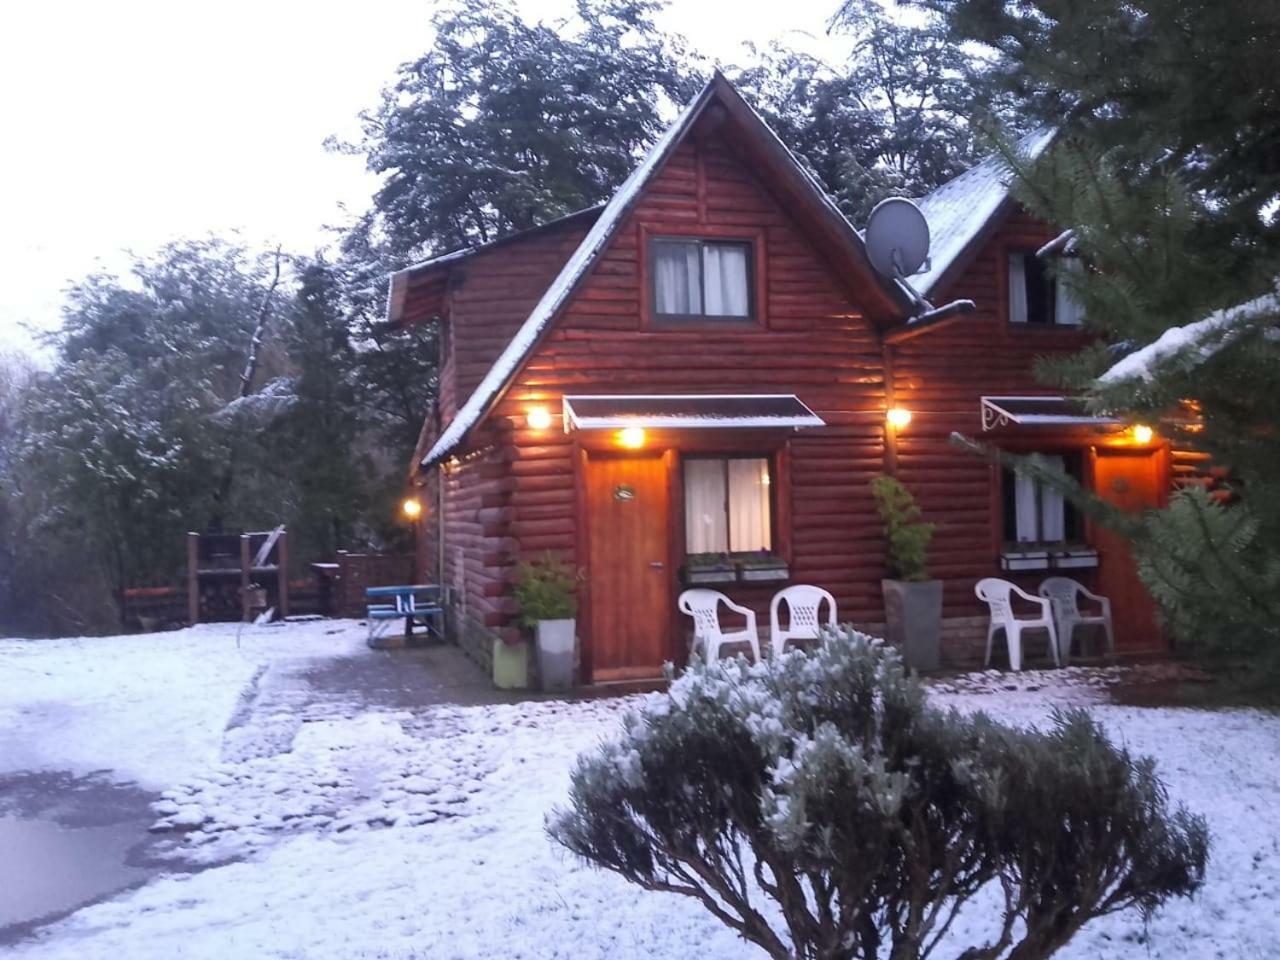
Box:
(892, 209), (1093, 618)
(488, 133), (894, 629)
(418, 129), (1152, 663)
(435, 219), (594, 425)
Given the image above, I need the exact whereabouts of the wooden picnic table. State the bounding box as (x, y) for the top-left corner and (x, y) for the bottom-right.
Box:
(365, 584), (443, 646)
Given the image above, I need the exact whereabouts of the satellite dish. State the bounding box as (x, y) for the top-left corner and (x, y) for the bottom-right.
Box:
(865, 197), (930, 279)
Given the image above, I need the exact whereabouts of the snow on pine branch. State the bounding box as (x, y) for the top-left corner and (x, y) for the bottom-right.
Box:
(1098, 283), (1280, 384)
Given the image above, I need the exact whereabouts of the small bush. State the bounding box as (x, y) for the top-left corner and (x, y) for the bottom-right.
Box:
(549, 629), (1208, 960)
(512, 552), (580, 628)
(871, 475), (935, 581)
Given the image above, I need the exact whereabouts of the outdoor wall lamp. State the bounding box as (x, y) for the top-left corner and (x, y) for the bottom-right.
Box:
(886, 407), (912, 429)
(618, 426), (646, 449)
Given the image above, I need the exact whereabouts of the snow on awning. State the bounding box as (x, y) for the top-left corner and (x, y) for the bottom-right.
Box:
(563, 394), (824, 431)
(981, 396), (1121, 432)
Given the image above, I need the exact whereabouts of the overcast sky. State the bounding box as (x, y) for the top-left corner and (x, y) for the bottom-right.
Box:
(0, 0), (850, 354)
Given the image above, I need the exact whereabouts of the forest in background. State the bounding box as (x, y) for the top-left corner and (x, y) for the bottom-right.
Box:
(0, 0), (1001, 636)
(1, 0), (1276, 653)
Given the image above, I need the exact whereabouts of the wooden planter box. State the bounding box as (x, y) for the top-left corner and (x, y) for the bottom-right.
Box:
(683, 567), (738, 586)
(1000, 550), (1050, 572)
(1052, 549), (1099, 570)
(1000, 547), (1100, 573)
(740, 565), (790, 583)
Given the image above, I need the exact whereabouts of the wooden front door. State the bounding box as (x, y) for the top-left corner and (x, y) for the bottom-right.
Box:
(585, 454), (671, 681)
(1092, 449), (1165, 653)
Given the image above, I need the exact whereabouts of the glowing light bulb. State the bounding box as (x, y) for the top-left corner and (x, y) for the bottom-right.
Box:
(618, 426), (646, 449)
(1132, 424), (1154, 445)
(402, 497), (422, 520)
(526, 407), (553, 430)
(886, 407), (912, 429)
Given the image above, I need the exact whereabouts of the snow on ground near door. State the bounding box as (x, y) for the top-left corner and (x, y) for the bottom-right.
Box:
(3, 622), (1279, 959)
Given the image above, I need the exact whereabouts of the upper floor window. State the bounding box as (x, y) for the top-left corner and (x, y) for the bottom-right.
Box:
(653, 238), (752, 320)
(684, 456), (772, 553)
(1008, 252), (1084, 326)
(1002, 453), (1082, 544)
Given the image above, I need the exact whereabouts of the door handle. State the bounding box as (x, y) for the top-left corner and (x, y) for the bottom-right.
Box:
(649, 561), (665, 569)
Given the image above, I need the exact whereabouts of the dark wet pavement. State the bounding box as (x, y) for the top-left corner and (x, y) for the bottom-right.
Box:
(0, 771), (167, 944)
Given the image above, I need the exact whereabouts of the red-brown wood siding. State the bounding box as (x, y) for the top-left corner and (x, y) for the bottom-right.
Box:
(892, 209), (1094, 618)
(429, 140), (1169, 663)
(489, 133), (892, 633)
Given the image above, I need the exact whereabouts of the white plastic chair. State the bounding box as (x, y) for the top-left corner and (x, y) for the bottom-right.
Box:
(769, 585), (837, 657)
(974, 577), (1060, 672)
(1038, 577), (1115, 661)
(677, 589), (763, 664)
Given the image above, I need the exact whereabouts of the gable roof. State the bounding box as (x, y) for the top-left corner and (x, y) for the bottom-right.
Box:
(416, 72), (914, 469)
(384, 205), (605, 328)
(909, 128), (1056, 298)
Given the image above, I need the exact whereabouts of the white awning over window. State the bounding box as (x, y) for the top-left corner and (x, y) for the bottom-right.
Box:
(981, 396), (1121, 431)
(563, 394), (824, 431)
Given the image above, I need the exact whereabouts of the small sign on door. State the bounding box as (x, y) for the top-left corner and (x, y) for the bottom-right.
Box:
(613, 484), (636, 502)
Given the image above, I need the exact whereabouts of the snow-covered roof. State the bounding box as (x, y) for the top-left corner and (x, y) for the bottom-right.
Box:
(417, 73), (910, 469)
(909, 128), (1057, 297)
(1098, 285), (1280, 384)
(385, 205), (604, 327)
(418, 88), (714, 468)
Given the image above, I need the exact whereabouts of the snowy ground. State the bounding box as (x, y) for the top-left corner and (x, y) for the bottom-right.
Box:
(1, 621), (1278, 959)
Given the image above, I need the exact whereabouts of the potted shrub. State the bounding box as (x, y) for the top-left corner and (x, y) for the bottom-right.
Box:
(513, 553), (581, 691)
(871, 476), (942, 671)
(682, 552), (738, 585)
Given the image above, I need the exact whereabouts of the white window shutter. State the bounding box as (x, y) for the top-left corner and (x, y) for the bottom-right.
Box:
(1007, 253), (1028, 324)
(1014, 471), (1039, 541)
(703, 244), (750, 317)
(654, 241), (701, 315)
(684, 460), (728, 553)
(1039, 455), (1067, 541)
(726, 458), (771, 552)
(1055, 258), (1085, 326)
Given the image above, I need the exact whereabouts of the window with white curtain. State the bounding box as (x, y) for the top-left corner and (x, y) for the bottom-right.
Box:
(1002, 453), (1082, 544)
(683, 457), (772, 554)
(1008, 252), (1084, 326)
(653, 239), (751, 319)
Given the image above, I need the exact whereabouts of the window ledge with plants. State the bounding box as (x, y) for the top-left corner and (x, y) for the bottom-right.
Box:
(681, 552), (789, 586)
(999, 544), (1099, 572)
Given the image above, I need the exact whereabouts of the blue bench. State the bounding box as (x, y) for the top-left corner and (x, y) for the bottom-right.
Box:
(365, 584), (443, 645)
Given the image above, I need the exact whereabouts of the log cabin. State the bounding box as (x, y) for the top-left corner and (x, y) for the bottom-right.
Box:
(387, 73), (1178, 688)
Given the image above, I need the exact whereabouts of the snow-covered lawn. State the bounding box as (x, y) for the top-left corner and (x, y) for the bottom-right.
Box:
(2, 622), (1278, 959)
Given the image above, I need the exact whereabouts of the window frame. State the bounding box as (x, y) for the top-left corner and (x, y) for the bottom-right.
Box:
(648, 235), (757, 324)
(1000, 451), (1085, 547)
(681, 453), (777, 557)
(1008, 249), (1055, 326)
(1005, 249), (1086, 329)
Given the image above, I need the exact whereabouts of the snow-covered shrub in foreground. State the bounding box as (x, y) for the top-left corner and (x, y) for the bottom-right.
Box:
(548, 628), (1209, 960)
